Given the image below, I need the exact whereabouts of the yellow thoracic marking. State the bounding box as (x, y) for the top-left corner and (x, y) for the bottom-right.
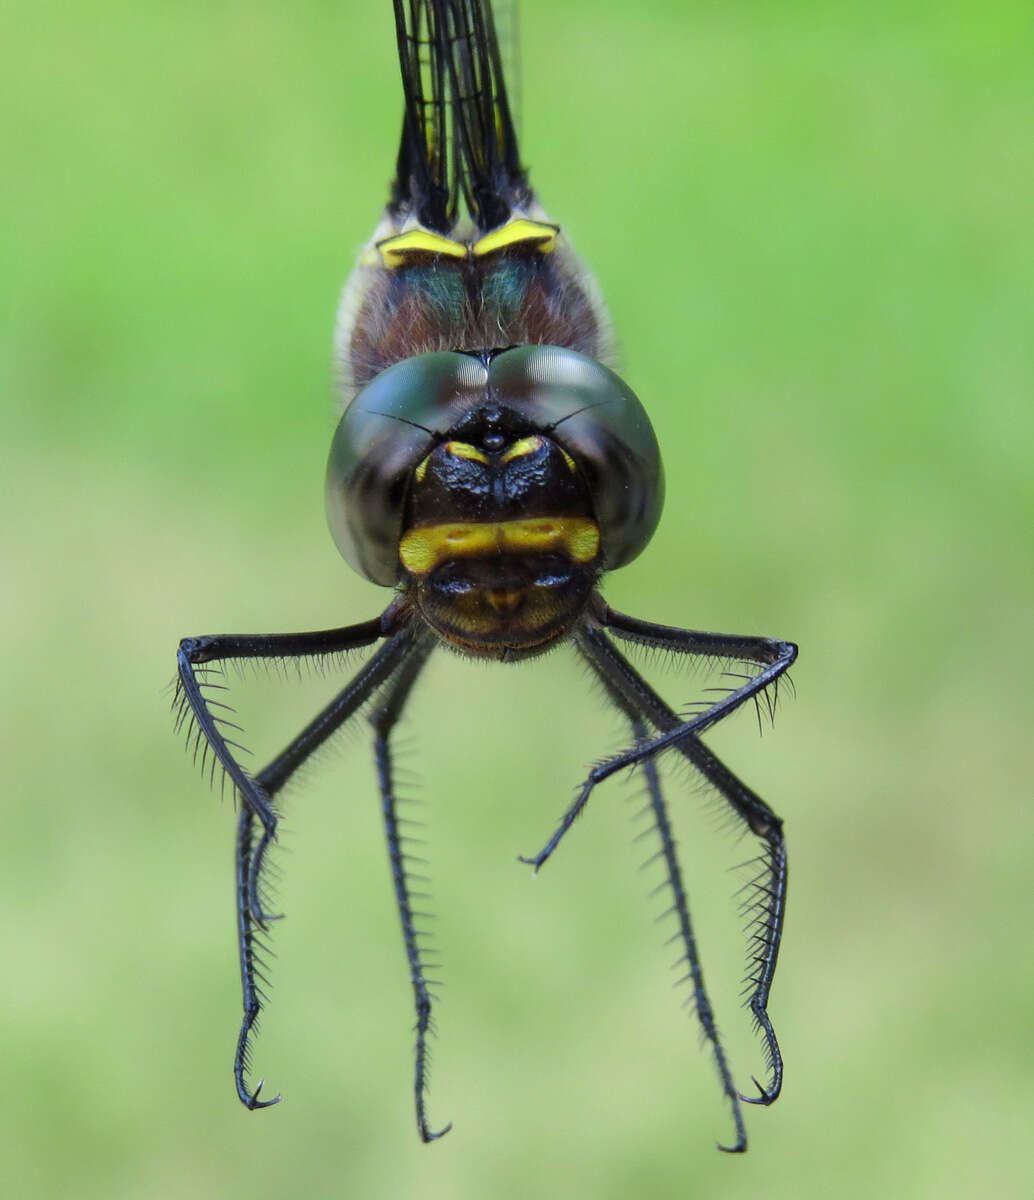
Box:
(444, 441), (490, 465)
(499, 435), (544, 463)
(472, 219), (559, 258)
(374, 220), (559, 269)
(399, 516), (600, 576)
(377, 229), (468, 268)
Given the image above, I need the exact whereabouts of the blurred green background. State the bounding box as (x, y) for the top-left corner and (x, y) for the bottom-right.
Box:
(4, 0), (1032, 1196)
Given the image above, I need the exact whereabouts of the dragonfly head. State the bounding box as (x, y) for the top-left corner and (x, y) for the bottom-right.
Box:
(326, 348), (664, 658)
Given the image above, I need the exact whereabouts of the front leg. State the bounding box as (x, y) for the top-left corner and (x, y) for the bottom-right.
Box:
(519, 613), (795, 872)
(228, 628), (419, 1108)
(175, 621), (385, 844)
(520, 601), (795, 1110)
(582, 608), (795, 1106)
(173, 609), (410, 1108)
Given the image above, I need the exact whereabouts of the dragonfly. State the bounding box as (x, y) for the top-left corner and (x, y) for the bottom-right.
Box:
(174, 0), (797, 1154)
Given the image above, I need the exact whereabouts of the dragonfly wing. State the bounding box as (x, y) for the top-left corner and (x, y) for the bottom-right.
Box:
(390, 0), (530, 233)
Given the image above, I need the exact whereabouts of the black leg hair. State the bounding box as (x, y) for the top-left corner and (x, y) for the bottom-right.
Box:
(243, 625), (414, 923)
(571, 618), (792, 1107)
(176, 617), (388, 841)
(234, 800), (278, 1108)
(179, 592), (794, 1126)
(232, 625), (446, 1127)
(596, 600), (796, 669)
(588, 604), (794, 1103)
(174, 605), (423, 1110)
(585, 659), (748, 1151)
(369, 637), (452, 1142)
(230, 627), (419, 1108)
(520, 608), (794, 873)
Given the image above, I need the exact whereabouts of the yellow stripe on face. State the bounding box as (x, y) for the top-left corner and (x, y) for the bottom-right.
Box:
(377, 229), (468, 268)
(500, 518), (599, 561)
(472, 219), (559, 258)
(399, 516), (599, 576)
(399, 524), (499, 574)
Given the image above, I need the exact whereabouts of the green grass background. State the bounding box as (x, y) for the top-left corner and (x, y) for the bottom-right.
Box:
(4, 0), (1032, 1196)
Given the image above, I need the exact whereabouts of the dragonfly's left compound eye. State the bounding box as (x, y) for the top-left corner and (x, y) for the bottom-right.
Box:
(326, 352), (491, 584)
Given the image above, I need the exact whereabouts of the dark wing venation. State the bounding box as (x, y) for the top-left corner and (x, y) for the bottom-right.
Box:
(444, 0), (529, 228)
(390, 0), (530, 233)
(392, 0), (452, 231)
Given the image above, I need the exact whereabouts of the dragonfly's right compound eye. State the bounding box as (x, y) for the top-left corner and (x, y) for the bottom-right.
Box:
(487, 347), (665, 573)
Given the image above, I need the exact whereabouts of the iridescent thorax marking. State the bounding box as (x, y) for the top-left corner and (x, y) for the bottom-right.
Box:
(341, 218), (611, 391)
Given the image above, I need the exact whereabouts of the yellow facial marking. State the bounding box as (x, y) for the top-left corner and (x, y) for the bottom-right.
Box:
(559, 446), (577, 473)
(566, 523), (601, 563)
(377, 229), (468, 268)
(399, 517), (599, 576)
(399, 524), (496, 574)
(414, 455), (430, 484)
(499, 518), (600, 563)
(444, 441), (490, 465)
(499, 435), (544, 463)
(472, 219), (559, 258)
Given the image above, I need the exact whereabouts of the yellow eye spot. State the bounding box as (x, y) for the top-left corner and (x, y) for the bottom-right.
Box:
(500, 436), (544, 463)
(377, 229), (468, 268)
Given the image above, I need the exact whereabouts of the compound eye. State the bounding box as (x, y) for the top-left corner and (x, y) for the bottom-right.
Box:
(325, 352), (489, 584)
(488, 347), (664, 570)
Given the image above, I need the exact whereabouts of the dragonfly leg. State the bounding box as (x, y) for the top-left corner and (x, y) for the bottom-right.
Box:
(577, 620), (792, 1107)
(174, 611), (420, 1109)
(370, 640), (452, 1142)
